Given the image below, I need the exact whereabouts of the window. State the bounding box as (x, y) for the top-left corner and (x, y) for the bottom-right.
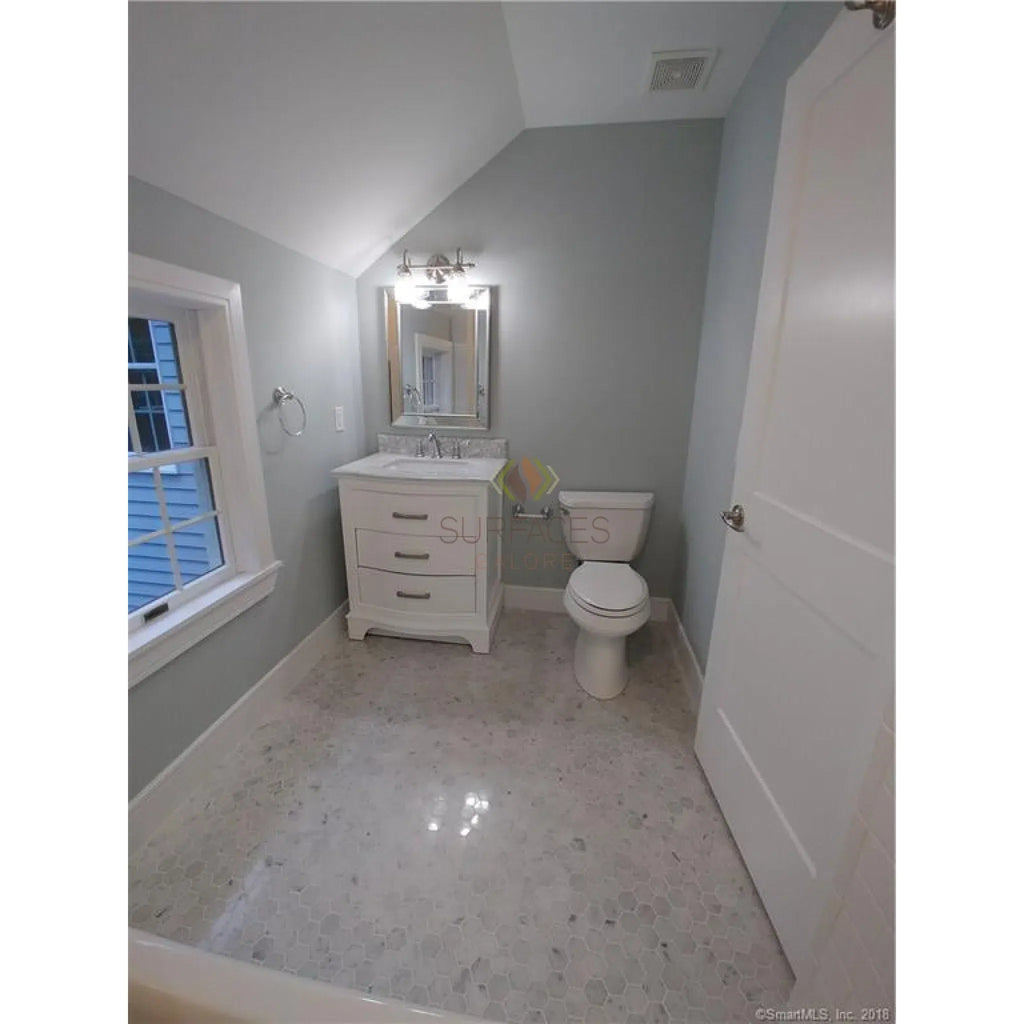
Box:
(128, 313), (229, 619)
(421, 353), (438, 411)
(128, 254), (281, 688)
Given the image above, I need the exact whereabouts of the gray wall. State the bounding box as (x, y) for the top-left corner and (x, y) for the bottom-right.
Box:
(128, 177), (363, 797)
(675, 3), (840, 672)
(358, 121), (722, 596)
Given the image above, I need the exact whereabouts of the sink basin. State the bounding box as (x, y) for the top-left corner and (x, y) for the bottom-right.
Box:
(382, 458), (481, 477)
(332, 451), (506, 483)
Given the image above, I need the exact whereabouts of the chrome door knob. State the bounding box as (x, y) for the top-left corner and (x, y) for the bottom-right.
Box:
(721, 503), (746, 532)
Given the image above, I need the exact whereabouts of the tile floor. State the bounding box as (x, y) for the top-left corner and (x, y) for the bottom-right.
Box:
(129, 610), (793, 1023)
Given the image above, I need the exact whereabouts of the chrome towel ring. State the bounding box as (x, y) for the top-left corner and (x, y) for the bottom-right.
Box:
(272, 386), (307, 437)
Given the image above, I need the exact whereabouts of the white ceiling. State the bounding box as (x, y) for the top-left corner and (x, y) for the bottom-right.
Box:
(503, 2), (781, 128)
(129, 2), (783, 277)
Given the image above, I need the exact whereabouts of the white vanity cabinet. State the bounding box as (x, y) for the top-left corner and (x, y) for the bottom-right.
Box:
(332, 454), (504, 653)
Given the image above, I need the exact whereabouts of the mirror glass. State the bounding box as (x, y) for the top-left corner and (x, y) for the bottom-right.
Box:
(385, 287), (491, 430)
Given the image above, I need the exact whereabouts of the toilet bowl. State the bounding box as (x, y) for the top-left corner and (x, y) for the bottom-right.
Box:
(559, 491), (655, 700)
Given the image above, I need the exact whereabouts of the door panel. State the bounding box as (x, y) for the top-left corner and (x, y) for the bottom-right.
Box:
(757, 35), (895, 555)
(695, 13), (894, 975)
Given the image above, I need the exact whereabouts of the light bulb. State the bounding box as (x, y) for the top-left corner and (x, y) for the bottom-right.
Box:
(395, 269), (416, 304)
(447, 268), (471, 304)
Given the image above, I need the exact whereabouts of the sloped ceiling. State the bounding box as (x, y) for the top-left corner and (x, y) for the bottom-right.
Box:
(129, 2), (525, 277)
(129, 2), (782, 278)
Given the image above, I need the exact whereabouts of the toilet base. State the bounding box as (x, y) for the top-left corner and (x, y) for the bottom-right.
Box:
(573, 630), (628, 700)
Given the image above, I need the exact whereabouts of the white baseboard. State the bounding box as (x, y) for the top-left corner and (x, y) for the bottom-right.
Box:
(129, 601), (347, 854)
(503, 584), (566, 613)
(503, 584), (671, 622)
(665, 599), (704, 713)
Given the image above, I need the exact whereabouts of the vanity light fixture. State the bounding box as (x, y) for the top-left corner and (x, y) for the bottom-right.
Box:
(394, 248), (477, 306)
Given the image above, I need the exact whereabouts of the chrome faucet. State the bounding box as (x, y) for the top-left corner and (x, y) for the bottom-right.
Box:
(426, 431), (442, 458)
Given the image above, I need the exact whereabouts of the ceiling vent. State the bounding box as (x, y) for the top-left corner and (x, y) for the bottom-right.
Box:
(648, 49), (717, 93)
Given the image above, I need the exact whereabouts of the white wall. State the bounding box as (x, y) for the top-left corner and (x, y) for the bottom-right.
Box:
(128, 177), (364, 797)
(675, 3), (840, 669)
(357, 120), (723, 596)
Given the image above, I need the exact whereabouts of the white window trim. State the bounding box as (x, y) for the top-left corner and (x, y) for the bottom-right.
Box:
(129, 253), (281, 689)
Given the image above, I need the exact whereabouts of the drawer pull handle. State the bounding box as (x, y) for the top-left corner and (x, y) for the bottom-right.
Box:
(394, 551), (430, 560)
(396, 590), (431, 600)
(392, 511), (428, 520)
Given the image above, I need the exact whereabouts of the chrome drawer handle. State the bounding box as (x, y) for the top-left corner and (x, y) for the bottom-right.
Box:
(396, 590), (431, 600)
(394, 551), (430, 560)
(392, 511), (428, 520)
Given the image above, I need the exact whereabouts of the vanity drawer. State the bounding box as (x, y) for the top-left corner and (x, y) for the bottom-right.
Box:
(356, 529), (475, 576)
(356, 567), (476, 614)
(342, 488), (477, 537)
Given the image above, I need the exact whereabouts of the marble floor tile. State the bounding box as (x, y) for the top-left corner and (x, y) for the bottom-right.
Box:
(129, 610), (793, 1022)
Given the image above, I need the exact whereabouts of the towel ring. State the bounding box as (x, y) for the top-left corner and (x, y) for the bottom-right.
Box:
(272, 386), (307, 437)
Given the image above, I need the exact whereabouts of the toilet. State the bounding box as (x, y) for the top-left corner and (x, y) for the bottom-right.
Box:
(559, 490), (655, 699)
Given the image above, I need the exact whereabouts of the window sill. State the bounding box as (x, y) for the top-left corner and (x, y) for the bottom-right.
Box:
(128, 562), (282, 689)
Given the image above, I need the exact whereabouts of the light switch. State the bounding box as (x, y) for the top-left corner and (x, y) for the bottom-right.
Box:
(334, 405), (345, 432)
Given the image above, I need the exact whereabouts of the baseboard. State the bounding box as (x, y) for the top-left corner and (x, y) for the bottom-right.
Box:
(503, 584), (566, 613)
(129, 601), (347, 854)
(504, 584), (671, 622)
(666, 599), (704, 714)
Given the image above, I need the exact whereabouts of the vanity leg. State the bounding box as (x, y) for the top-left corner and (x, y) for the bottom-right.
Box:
(346, 614), (370, 641)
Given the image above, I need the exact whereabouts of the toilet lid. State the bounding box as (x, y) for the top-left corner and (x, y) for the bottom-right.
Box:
(568, 563), (648, 614)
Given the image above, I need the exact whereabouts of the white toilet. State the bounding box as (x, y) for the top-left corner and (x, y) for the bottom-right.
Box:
(559, 490), (655, 700)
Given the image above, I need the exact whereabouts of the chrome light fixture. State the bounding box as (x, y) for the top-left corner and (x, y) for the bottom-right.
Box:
(394, 248), (479, 306)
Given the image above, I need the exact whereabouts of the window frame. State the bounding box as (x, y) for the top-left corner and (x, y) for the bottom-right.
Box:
(128, 306), (235, 630)
(128, 254), (281, 689)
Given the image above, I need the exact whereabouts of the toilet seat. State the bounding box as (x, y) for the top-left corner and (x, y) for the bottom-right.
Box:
(567, 562), (648, 618)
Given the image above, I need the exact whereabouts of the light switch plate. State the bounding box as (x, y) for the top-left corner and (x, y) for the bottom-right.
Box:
(334, 405), (345, 432)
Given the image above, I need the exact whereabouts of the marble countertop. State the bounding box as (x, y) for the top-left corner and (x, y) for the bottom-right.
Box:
(331, 451), (506, 483)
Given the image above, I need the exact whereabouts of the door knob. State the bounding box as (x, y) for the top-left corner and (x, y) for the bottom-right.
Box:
(721, 503), (745, 532)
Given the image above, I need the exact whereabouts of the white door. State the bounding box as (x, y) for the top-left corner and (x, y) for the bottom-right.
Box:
(694, 11), (894, 974)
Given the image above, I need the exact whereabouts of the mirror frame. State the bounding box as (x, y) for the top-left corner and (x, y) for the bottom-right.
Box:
(385, 286), (492, 430)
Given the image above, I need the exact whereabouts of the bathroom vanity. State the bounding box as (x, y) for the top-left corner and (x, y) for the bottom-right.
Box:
(332, 452), (504, 652)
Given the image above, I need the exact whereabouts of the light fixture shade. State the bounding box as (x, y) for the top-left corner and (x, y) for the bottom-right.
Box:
(447, 268), (471, 304)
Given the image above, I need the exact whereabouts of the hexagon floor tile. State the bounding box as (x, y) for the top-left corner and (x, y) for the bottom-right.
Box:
(129, 610), (793, 1022)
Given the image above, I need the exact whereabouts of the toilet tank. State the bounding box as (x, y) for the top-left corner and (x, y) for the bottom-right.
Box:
(559, 491), (655, 562)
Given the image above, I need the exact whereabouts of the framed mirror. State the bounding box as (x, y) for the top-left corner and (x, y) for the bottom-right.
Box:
(385, 286), (491, 430)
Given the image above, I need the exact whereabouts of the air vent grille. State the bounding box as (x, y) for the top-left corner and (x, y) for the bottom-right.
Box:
(649, 49), (717, 92)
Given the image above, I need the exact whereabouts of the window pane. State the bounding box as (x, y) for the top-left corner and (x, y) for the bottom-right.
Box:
(128, 535), (175, 613)
(149, 320), (183, 384)
(163, 459), (217, 524)
(130, 391), (171, 452)
(175, 517), (225, 586)
(128, 317), (155, 364)
(128, 368), (159, 386)
(128, 317), (191, 454)
(129, 388), (191, 452)
(128, 470), (162, 540)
